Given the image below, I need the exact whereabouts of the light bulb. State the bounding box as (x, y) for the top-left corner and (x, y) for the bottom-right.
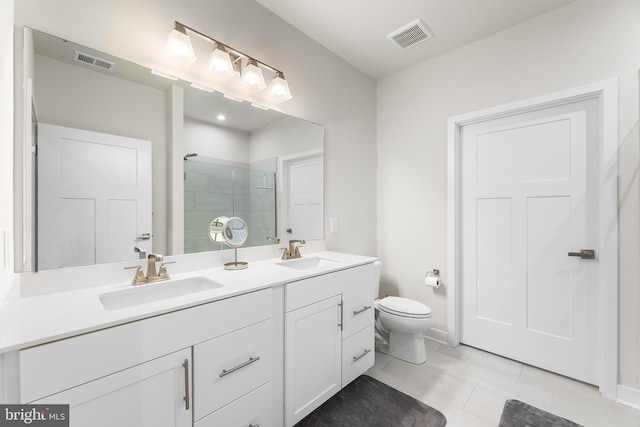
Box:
(241, 60), (266, 91)
(267, 73), (292, 102)
(164, 27), (196, 66)
(207, 47), (237, 80)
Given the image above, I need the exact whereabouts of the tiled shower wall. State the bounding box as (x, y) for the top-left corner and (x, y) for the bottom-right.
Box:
(184, 157), (276, 253)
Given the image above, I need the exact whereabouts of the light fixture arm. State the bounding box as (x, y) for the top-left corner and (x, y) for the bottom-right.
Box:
(174, 21), (282, 75)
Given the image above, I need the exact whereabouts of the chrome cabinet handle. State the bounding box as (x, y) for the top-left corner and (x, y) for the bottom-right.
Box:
(353, 305), (372, 316)
(183, 359), (190, 410)
(568, 249), (595, 259)
(338, 302), (343, 331)
(219, 356), (261, 378)
(353, 349), (371, 362)
(136, 233), (151, 240)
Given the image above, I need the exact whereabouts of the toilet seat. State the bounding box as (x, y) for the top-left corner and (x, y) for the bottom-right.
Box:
(377, 296), (432, 319)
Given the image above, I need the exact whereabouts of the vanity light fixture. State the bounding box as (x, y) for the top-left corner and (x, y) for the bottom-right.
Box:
(164, 21), (292, 102)
(165, 22), (197, 65)
(207, 44), (238, 80)
(267, 71), (292, 102)
(241, 59), (266, 92)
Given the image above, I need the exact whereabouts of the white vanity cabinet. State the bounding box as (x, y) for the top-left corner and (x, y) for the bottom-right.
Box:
(18, 288), (273, 427)
(284, 263), (378, 427)
(32, 348), (192, 427)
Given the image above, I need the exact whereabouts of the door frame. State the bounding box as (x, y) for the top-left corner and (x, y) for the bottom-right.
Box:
(446, 79), (618, 399)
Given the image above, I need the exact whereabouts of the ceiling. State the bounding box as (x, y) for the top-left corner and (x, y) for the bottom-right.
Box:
(256, 0), (576, 79)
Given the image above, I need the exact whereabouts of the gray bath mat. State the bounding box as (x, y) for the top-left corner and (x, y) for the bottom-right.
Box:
(295, 374), (447, 427)
(499, 399), (583, 427)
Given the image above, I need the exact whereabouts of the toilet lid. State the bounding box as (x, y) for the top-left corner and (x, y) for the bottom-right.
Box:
(378, 296), (432, 318)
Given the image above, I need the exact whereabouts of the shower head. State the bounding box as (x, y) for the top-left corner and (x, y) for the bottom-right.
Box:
(183, 153), (198, 161)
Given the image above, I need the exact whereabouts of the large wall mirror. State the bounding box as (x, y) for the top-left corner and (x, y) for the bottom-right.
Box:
(19, 27), (324, 272)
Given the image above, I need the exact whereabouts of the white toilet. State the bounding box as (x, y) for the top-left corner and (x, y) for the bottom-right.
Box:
(374, 296), (432, 364)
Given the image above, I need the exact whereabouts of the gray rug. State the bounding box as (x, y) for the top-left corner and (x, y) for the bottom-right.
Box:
(295, 375), (447, 427)
(499, 399), (583, 427)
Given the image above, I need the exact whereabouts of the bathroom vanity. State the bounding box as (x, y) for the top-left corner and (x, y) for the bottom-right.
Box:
(0, 251), (379, 427)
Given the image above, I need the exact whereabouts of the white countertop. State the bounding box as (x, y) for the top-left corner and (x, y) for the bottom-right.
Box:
(0, 251), (377, 354)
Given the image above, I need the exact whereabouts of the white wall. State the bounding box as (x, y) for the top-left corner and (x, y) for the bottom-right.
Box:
(183, 117), (250, 162)
(250, 116), (324, 162)
(377, 0), (640, 387)
(12, 0), (378, 274)
(0, 0), (16, 300)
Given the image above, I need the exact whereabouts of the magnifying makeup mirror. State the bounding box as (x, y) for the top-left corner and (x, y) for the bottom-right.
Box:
(209, 216), (248, 270)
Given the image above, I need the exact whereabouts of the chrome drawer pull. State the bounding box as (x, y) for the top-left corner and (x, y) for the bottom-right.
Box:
(249, 424), (260, 427)
(182, 359), (190, 410)
(219, 356), (261, 378)
(353, 349), (371, 362)
(353, 305), (372, 316)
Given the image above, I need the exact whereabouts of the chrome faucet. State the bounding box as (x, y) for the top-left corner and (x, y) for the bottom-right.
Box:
(132, 254), (170, 285)
(282, 240), (305, 260)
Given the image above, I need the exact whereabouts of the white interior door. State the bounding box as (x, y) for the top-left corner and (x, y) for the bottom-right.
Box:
(460, 98), (599, 385)
(37, 123), (152, 270)
(284, 155), (324, 241)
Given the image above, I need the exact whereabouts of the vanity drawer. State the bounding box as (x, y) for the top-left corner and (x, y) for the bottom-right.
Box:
(193, 319), (273, 420)
(195, 381), (272, 427)
(20, 289), (272, 403)
(285, 263), (375, 312)
(342, 283), (375, 339)
(342, 324), (375, 387)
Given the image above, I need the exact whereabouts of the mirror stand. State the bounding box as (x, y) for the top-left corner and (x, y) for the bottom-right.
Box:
(225, 248), (248, 271)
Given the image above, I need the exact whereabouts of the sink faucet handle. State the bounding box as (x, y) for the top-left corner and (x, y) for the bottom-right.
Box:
(132, 267), (145, 285)
(157, 264), (170, 280)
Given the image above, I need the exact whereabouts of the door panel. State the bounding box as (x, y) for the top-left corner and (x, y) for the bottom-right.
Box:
(37, 123), (152, 270)
(285, 155), (324, 241)
(461, 99), (598, 385)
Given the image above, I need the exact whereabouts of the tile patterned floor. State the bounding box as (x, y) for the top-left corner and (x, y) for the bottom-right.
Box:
(366, 340), (640, 427)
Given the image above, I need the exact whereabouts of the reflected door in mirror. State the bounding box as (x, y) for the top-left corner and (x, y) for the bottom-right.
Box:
(37, 124), (152, 270)
(285, 154), (324, 241)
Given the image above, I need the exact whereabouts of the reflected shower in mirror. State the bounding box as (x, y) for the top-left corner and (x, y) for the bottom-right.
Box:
(20, 27), (324, 272)
(184, 156), (275, 253)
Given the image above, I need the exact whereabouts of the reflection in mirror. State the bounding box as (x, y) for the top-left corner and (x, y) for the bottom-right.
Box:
(222, 217), (249, 247)
(207, 216), (229, 245)
(221, 217), (249, 270)
(21, 28), (325, 272)
(184, 155), (275, 253)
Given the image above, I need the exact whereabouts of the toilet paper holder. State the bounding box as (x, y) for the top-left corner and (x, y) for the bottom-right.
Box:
(425, 269), (442, 288)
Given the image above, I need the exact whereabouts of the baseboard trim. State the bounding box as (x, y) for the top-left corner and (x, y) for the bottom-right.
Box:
(423, 328), (448, 345)
(617, 385), (640, 410)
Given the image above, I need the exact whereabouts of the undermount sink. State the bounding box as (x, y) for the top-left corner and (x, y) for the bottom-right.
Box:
(100, 276), (222, 311)
(276, 256), (339, 270)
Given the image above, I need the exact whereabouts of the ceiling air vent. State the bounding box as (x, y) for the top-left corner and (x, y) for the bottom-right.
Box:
(387, 19), (434, 49)
(74, 50), (115, 71)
